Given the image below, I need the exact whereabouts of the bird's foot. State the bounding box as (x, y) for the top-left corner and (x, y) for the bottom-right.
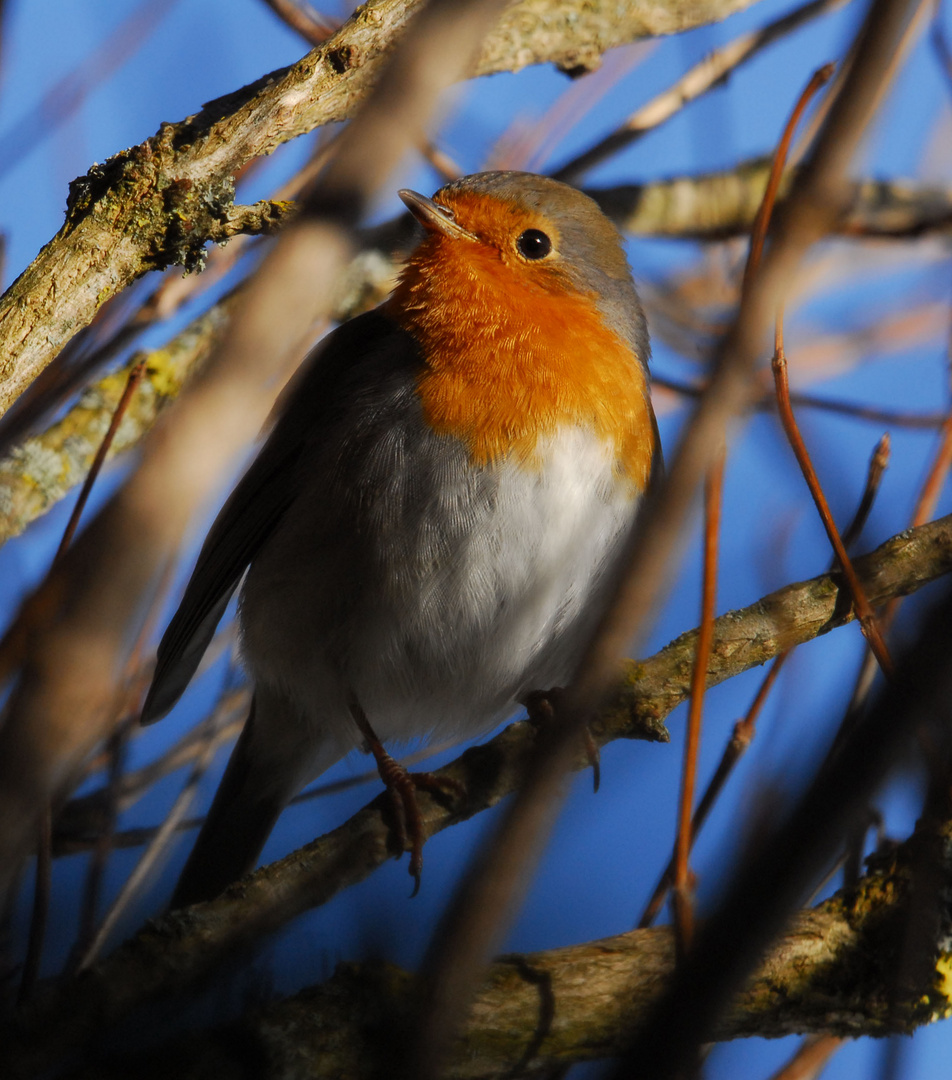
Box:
(347, 690), (463, 894)
(373, 749), (463, 896)
(521, 687), (601, 793)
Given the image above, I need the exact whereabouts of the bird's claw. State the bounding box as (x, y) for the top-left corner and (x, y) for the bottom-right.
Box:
(377, 752), (462, 895)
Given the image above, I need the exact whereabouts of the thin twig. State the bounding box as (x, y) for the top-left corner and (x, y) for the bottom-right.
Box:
(652, 373), (949, 429)
(638, 652), (785, 928)
(768, 1035), (845, 1080)
(772, 340), (894, 675)
(672, 70), (831, 946)
(554, 0), (849, 183)
(639, 427), (889, 928)
(746, 66), (894, 676)
(743, 63), (836, 292)
(54, 358), (147, 561)
(73, 695), (240, 971)
(842, 380), (952, 716)
(16, 805), (50, 1005)
(260, 0), (338, 43)
(841, 433), (890, 551)
(910, 413), (952, 529)
(672, 448), (723, 953)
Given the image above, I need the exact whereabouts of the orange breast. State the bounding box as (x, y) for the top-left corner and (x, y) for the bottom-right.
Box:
(386, 232), (655, 491)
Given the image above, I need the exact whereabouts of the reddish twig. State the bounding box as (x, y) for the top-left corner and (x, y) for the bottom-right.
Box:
(652, 427), (894, 926)
(639, 650), (785, 928)
(910, 412), (952, 529)
(841, 433), (890, 551)
(672, 447), (724, 952)
(54, 358), (147, 562)
(772, 337), (894, 676)
(743, 63), (836, 291)
(767, 1035), (845, 1080)
(260, 0), (338, 44)
(742, 64), (894, 676)
(845, 398), (952, 712)
(641, 66), (888, 931)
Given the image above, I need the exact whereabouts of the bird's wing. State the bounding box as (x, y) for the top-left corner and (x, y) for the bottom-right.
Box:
(648, 401), (664, 492)
(141, 310), (415, 723)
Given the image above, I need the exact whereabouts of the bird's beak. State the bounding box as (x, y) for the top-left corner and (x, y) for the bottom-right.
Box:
(398, 189), (477, 242)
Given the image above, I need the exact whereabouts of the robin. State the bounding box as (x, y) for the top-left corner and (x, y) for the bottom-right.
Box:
(142, 170), (660, 908)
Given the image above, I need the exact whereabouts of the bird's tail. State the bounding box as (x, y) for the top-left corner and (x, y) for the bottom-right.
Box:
(170, 689), (348, 908)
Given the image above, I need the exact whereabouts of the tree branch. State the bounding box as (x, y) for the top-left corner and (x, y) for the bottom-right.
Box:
(55, 821), (952, 1079)
(5, 160), (950, 547)
(5, 513), (951, 1078)
(0, 0), (760, 416)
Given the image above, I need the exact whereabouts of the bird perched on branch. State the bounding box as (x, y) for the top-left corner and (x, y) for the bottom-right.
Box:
(142, 171), (659, 908)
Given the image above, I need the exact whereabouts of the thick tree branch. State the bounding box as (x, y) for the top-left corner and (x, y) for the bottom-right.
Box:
(5, 513), (951, 1078)
(55, 821), (952, 1079)
(4, 161), (949, 546)
(0, 0), (759, 416)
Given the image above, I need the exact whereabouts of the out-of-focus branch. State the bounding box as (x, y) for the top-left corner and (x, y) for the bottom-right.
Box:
(4, 514), (951, 1078)
(0, 0), (177, 183)
(5, 161), (949, 548)
(407, 0), (929, 1070)
(0, 239), (398, 546)
(33, 811), (952, 1078)
(260, 0), (338, 44)
(554, 0), (851, 183)
(0, 0), (758, 415)
(594, 161), (952, 239)
(0, 0), (510, 901)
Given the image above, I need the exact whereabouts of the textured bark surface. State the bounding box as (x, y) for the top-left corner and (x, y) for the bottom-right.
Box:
(50, 822), (952, 1079)
(0, 0), (759, 416)
(5, 514), (952, 1079)
(6, 162), (949, 546)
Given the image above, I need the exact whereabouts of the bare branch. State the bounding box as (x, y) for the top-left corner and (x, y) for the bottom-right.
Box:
(0, 0), (510, 902)
(4, 513), (951, 1078)
(23, 809), (952, 1078)
(0, 0), (760, 416)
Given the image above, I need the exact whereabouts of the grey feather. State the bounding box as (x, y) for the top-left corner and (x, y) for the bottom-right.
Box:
(141, 311), (421, 723)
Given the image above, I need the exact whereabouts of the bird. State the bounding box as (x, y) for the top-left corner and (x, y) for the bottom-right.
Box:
(141, 170), (660, 909)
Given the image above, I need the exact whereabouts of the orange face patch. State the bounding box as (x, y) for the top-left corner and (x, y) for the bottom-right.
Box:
(386, 202), (655, 491)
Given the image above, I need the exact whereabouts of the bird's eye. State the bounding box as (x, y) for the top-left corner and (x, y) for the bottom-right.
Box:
(517, 229), (552, 260)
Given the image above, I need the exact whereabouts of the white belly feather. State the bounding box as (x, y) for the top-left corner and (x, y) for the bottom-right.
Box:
(239, 422), (639, 778)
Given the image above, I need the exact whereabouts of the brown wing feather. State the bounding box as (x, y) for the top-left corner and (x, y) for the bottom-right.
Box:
(141, 310), (417, 723)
